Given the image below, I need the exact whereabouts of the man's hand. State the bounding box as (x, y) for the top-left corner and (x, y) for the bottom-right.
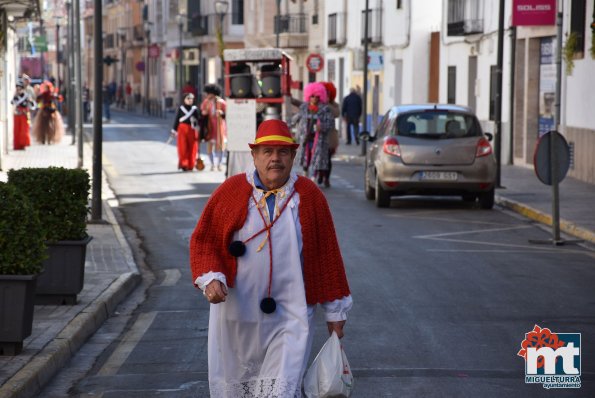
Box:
(327, 320), (346, 339)
(204, 280), (228, 304)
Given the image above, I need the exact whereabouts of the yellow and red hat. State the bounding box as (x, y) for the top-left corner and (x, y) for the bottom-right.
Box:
(249, 119), (299, 149)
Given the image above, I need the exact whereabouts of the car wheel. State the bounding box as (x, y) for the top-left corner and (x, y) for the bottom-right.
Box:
(375, 174), (391, 208)
(478, 189), (495, 209)
(364, 162), (375, 200)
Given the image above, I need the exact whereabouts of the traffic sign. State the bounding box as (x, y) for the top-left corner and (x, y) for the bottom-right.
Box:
(534, 130), (570, 185)
(306, 53), (324, 73)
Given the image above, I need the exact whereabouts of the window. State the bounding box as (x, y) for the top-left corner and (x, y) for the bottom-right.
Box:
(232, 0), (244, 25)
(489, 65), (497, 120)
(569, 0), (586, 57)
(447, 66), (456, 104)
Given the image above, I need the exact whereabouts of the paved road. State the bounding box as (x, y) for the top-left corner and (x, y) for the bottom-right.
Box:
(41, 112), (595, 397)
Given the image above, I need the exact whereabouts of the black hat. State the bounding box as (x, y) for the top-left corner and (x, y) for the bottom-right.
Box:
(204, 83), (221, 96)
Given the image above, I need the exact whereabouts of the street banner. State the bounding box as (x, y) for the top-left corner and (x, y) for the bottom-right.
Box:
(512, 0), (556, 26)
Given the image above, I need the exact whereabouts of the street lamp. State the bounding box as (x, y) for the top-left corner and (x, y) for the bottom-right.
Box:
(176, 13), (186, 102)
(215, 0), (229, 89)
(144, 21), (152, 114)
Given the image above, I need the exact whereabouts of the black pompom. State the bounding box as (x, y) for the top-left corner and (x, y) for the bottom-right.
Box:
(228, 240), (246, 257)
(260, 297), (276, 314)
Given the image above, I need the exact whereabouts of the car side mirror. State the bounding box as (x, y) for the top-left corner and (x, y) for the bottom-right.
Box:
(359, 131), (375, 142)
(484, 132), (493, 141)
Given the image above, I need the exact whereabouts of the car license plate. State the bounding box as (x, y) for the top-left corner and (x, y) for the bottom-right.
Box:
(420, 171), (458, 181)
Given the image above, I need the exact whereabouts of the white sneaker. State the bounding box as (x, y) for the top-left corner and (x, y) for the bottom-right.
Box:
(210, 165), (215, 171)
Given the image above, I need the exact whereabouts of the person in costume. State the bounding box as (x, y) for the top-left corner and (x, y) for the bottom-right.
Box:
(170, 93), (203, 171)
(11, 80), (35, 150)
(200, 83), (227, 171)
(31, 80), (64, 145)
(190, 119), (352, 397)
(322, 81), (340, 187)
(295, 82), (334, 185)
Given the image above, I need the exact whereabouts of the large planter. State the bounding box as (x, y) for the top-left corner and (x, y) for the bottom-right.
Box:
(0, 275), (37, 356)
(35, 236), (93, 305)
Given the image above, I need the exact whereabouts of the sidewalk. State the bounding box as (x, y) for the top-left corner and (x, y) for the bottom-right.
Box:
(333, 139), (595, 245)
(0, 137), (141, 398)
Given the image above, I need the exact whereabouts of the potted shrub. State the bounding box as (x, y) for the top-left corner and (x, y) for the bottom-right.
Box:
(8, 167), (92, 305)
(0, 183), (47, 355)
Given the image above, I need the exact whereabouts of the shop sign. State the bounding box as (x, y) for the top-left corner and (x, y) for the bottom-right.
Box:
(512, 0), (556, 26)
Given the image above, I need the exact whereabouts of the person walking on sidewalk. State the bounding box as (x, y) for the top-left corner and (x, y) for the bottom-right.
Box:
(170, 93), (202, 171)
(31, 80), (64, 145)
(11, 79), (35, 150)
(200, 84), (226, 171)
(190, 119), (352, 396)
(341, 87), (362, 145)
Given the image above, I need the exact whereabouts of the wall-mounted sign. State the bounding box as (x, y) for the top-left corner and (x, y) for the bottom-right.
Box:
(367, 51), (384, 71)
(512, 0), (556, 26)
(306, 53), (324, 73)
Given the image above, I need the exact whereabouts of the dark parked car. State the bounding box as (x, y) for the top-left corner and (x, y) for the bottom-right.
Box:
(360, 104), (497, 209)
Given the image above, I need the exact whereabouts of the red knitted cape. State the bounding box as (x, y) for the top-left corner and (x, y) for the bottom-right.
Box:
(189, 173), (351, 305)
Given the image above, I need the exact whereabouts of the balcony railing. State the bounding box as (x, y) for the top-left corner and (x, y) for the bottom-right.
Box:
(274, 13), (307, 34)
(360, 8), (382, 45)
(447, 0), (483, 36)
(189, 14), (209, 36)
(328, 12), (346, 46)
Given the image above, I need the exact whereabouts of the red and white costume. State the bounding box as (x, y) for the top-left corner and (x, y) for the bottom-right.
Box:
(11, 92), (34, 150)
(190, 169), (352, 397)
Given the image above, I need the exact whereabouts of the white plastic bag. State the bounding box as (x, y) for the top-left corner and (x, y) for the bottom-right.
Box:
(303, 332), (354, 398)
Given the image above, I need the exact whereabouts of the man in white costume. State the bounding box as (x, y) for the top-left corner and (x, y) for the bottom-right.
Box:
(190, 119), (352, 397)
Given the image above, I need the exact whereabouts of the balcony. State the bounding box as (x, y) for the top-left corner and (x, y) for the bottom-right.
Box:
(274, 13), (308, 48)
(447, 0), (483, 36)
(360, 8), (382, 46)
(328, 12), (346, 47)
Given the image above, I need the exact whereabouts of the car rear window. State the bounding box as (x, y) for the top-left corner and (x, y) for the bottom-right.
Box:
(394, 111), (482, 139)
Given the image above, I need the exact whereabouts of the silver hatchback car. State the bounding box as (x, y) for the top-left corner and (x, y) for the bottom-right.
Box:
(361, 104), (497, 209)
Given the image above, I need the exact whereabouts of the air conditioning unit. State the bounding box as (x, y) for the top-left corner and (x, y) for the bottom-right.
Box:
(183, 49), (199, 65)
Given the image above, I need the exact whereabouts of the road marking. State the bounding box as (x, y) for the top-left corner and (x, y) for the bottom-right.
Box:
(160, 269), (181, 286)
(97, 311), (157, 376)
(415, 225), (533, 239)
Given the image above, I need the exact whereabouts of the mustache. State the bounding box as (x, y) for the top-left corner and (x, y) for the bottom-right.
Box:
(268, 164), (285, 170)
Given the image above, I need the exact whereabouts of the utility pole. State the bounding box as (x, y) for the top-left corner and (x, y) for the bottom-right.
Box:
(74, 0), (83, 168)
(91, 0), (103, 221)
(361, 0), (369, 156)
(494, 0), (505, 187)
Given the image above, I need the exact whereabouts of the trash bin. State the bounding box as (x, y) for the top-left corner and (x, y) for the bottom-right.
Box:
(230, 63), (253, 98)
(261, 63), (281, 98)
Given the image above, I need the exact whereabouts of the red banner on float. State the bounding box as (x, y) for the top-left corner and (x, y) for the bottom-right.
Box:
(512, 0), (556, 26)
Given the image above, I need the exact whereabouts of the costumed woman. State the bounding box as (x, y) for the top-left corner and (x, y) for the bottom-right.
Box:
(295, 82), (334, 185)
(170, 93), (204, 171)
(200, 83), (227, 171)
(10, 79), (35, 150)
(32, 80), (64, 144)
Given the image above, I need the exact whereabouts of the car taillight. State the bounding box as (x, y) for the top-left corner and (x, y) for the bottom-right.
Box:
(475, 137), (492, 157)
(383, 136), (401, 157)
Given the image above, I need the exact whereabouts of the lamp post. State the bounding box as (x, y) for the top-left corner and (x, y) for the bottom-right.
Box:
(215, 0), (229, 89)
(176, 14), (185, 102)
(144, 21), (151, 114)
(54, 16), (62, 91)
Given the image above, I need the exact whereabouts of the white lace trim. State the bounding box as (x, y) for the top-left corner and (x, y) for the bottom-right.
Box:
(210, 377), (302, 398)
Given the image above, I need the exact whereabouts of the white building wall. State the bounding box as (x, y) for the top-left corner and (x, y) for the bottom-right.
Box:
(439, 0), (513, 161)
(563, 0), (594, 130)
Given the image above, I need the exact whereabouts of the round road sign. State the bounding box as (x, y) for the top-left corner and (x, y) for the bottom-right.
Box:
(306, 53), (324, 73)
(533, 130), (571, 185)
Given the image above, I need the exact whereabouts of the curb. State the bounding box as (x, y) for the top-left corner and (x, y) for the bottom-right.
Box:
(496, 195), (595, 245)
